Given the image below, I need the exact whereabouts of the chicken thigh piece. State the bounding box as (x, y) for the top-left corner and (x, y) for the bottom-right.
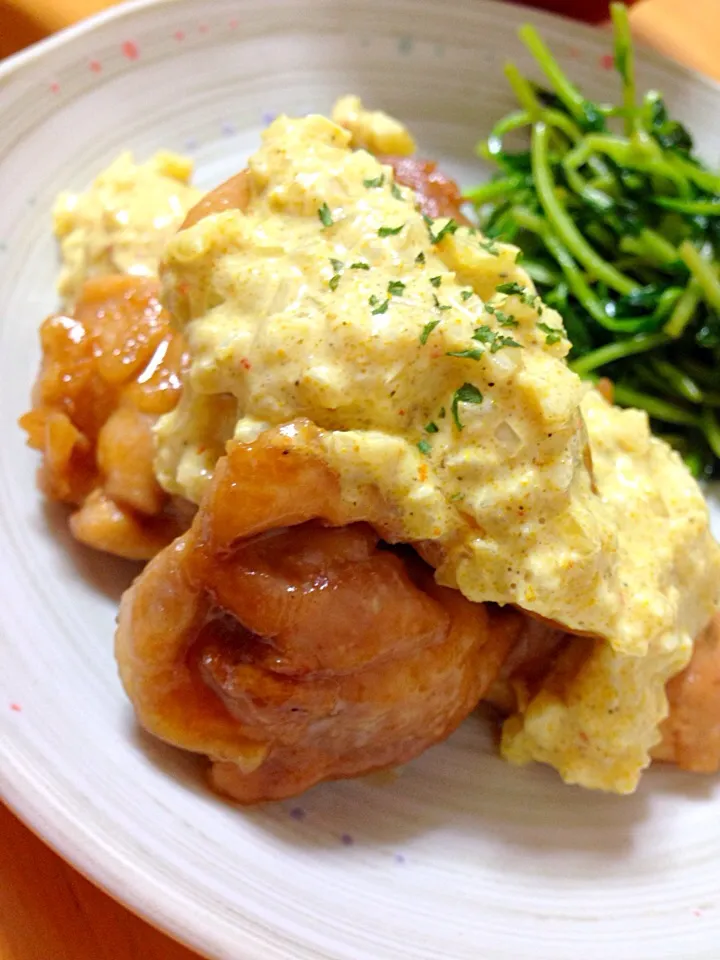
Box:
(116, 424), (520, 802)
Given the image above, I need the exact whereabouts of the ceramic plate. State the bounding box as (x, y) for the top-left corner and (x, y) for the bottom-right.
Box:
(1, 2), (719, 958)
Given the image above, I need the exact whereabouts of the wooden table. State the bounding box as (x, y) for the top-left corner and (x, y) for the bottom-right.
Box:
(1, 1), (718, 958)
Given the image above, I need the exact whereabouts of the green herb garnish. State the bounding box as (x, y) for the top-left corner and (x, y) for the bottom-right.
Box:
(538, 321), (564, 345)
(493, 335), (523, 352)
(451, 383), (484, 430)
(496, 282), (525, 296)
(378, 223), (405, 237)
(447, 348), (484, 360)
(330, 258), (344, 273)
(473, 325), (522, 353)
(364, 174), (385, 188)
(460, 290), (473, 301)
(472, 325), (495, 345)
(391, 183), (403, 200)
(350, 261), (370, 270)
(415, 251), (426, 265)
(371, 298), (390, 315)
(427, 217), (459, 244)
(388, 280), (406, 296)
(318, 203), (333, 228)
(420, 319), (440, 345)
(425, 422), (439, 433)
(328, 274), (341, 291)
(430, 276), (442, 288)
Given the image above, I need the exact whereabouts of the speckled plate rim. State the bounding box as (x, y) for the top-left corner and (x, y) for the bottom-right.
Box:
(1, 3), (720, 960)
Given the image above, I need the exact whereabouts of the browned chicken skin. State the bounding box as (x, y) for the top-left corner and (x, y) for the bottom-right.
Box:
(379, 155), (469, 222)
(19, 275), (189, 559)
(653, 614), (720, 772)
(116, 425), (520, 802)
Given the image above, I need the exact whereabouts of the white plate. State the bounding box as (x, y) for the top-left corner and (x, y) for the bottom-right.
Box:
(1, 2), (719, 958)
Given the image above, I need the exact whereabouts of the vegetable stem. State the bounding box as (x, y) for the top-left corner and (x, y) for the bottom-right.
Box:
(519, 24), (588, 125)
(663, 281), (701, 338)
(611, 2), (636, 136)
(650, 358), (704, 403)
(464, 176), (523, 204)
(702, 407), (720, 457)
(532, 123), (639, 295)
(679, 241), (720, 312)
(504, 62), (542, 119)
(570, 332), (670, 377)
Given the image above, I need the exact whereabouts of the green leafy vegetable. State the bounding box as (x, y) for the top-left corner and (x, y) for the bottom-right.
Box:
(466, 1), (720, 476)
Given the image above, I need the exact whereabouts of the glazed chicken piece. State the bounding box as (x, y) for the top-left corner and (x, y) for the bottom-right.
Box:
(116, 423), (520, 803)
(19, 275), (189, 560)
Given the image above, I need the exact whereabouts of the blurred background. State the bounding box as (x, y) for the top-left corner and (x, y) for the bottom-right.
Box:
(2, 0), (718, 81)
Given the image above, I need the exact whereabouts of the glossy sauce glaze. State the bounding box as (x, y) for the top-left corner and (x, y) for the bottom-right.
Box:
(20, 275), (190, 559)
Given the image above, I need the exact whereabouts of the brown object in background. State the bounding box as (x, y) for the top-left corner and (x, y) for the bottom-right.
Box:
(505, 0), (639, 23)
(0, 3), (46, 58)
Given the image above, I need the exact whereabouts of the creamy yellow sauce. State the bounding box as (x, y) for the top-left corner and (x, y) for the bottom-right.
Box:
(142, 106), (718, 792)
(53, 151), (201, 303)
(502, 389), (718, 791)
(331, 95), (416, 156)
